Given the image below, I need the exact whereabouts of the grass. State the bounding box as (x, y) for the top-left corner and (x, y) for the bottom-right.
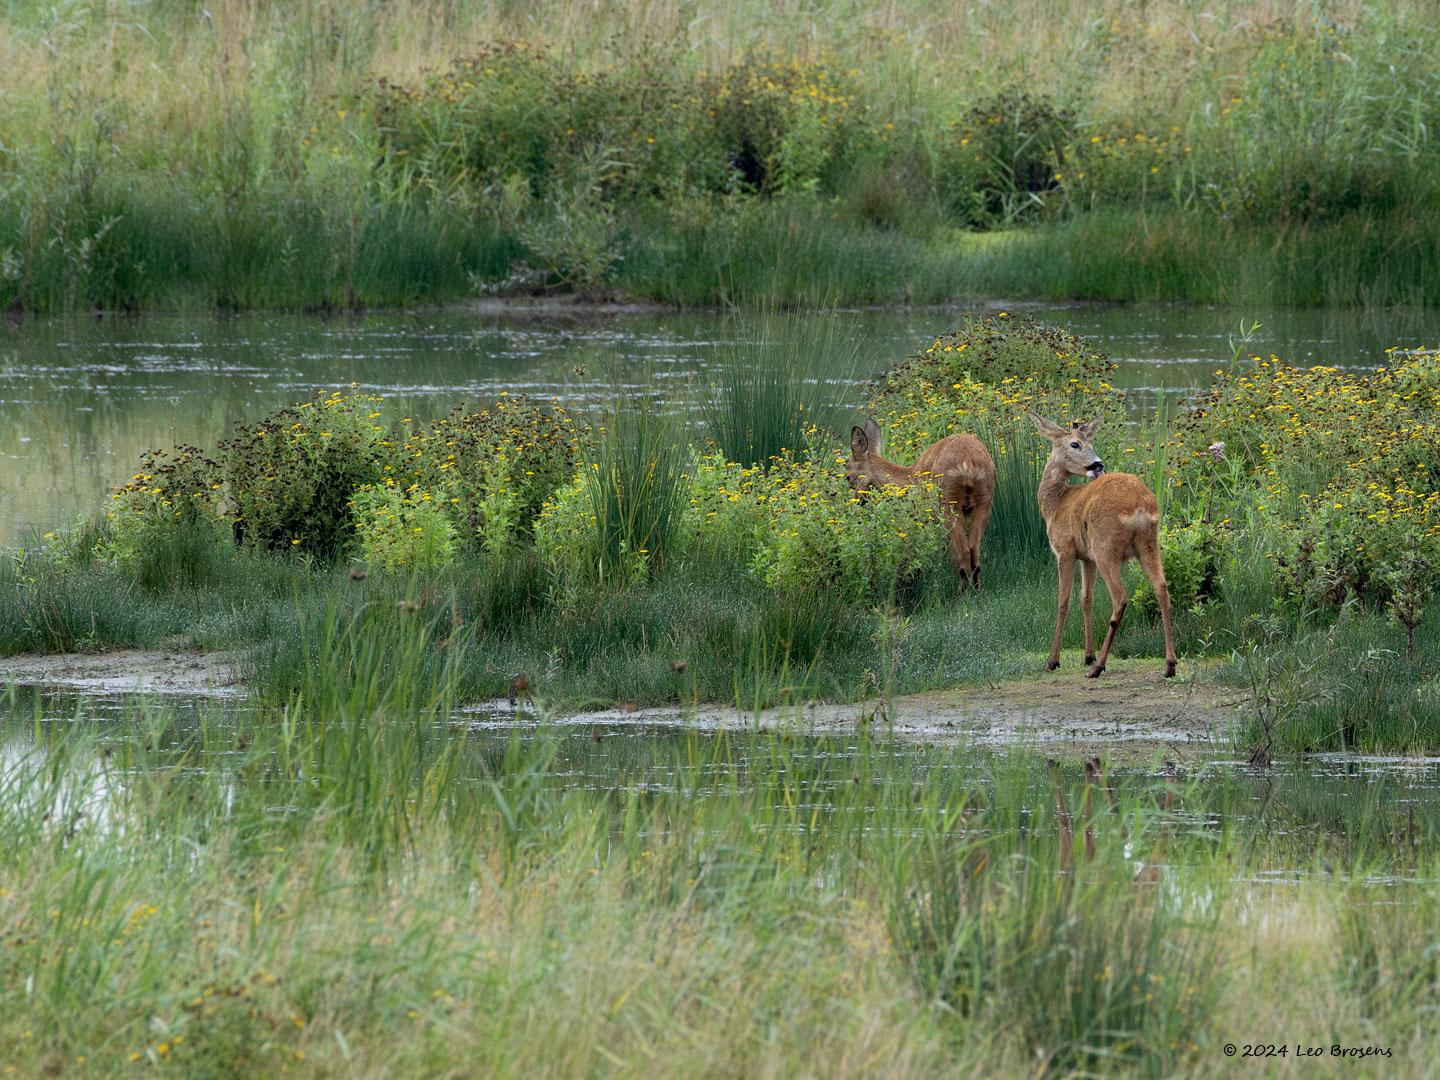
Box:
(698, 309), (876, 469)
(2, 680), (1439, 1076)
(3, 2), (1439, 312)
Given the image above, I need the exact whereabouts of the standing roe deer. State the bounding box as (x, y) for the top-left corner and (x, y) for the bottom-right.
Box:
(847, 417), (996, 588)
(1029, 413), (1176, 678)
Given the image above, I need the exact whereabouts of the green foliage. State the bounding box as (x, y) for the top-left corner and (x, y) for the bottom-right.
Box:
(373, 46), (867, 205)
(683, 448), (947, 602)
(351, 486), (459, 572)
(389, 395), (585, 554)
(103, 445), (229, 588)
(1134, 519), (1221, 620)
(1174, 351), (1440, 611)
(938, 90), (1075, 226)
(5, 8), (1440, 313)
(536, 413), (690, 588)
(220, 389), (388, 559)
(889, 771), (1221, 1075)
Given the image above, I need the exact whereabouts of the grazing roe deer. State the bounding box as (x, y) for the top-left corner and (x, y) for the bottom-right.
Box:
(1029, 413), (1176, 678)
(847, 418), (996, 588)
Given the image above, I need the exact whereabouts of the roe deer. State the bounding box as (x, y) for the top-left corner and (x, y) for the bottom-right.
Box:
(1029, 413), (1176, 678)
(847, 417), (996, 588)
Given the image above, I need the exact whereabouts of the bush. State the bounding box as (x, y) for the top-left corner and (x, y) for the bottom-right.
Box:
(938, 90), (1075, 226)
(1134, 519), (1222, 619)
(351, 486), (459, 572)
(371, 45), (869, 206)
(104, 445), (229, 587)
(388, 395), (584, 555)
(220, 389), (388, 559)
(1174, 351), (1440, 611)
(682, 445), (947, 602)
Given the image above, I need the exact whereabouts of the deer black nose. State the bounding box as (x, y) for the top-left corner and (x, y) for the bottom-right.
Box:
(1089, 460), (1105, 474)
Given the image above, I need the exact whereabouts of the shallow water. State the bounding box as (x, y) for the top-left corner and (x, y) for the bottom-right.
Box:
(3, 685), (1439, 880)
(5, 301), (1440, 546)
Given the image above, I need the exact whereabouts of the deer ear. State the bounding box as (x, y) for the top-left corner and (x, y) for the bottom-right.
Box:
(850, 425), (870, 457)
(863, 417), (882, 453)
(1029, 412), (1065, 438)
(1078, 415), (1104, 440)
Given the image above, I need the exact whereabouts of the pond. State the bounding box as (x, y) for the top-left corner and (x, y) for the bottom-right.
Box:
(4, 300), (1440, 548)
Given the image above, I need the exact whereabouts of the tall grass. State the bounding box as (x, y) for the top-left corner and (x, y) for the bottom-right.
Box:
(584, 408), (691, 582)
(3, 2), (1439, 311)
(3, 692), (1438, 1075)
(699, 308), (875, 468)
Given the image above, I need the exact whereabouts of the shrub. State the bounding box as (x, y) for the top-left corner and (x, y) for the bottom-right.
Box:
(219, 389), (388, 559)
(1174, 351), (1440, 610)
(1133, 519), (1222, 619)
(104, 445), (229, 587)
(682, 444), (947, 602)
(351, 486), (459, 572)
(387, 395), (584, 554)
(938, 90), (1075, 226)
(372, 45), (867, 206)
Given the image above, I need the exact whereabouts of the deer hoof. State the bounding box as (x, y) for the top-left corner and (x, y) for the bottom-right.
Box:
(1164, 660), (1177, 678)
(1045, 659), (1060, 672)
(1086, 664), (1105, 679)
(1083, 654), (1096, 666)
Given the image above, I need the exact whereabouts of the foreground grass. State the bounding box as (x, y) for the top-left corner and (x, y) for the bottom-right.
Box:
(1, 676), (1437, 1077)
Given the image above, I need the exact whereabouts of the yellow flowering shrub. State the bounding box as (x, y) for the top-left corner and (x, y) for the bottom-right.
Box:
(351, 485), (458, 572)
(384, 395), (583, 555)
(105, 445), (226, 568)
(220, 389), (388, 557)
(373, 43), (867, 204)
(682, 447), (947, 601)
(1176, 351), (1440, 606)
(867, 314), (1124, 458)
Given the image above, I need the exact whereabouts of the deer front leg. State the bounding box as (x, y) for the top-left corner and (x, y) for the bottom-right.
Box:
(1088, 560), (1128, 678)
(1047, 556), (1075, 671)
(1080, 557), (1098, 666)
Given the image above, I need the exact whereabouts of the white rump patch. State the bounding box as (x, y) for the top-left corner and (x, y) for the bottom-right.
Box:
(1120, 509), (1158, 529)
(953, 462), (986, 479)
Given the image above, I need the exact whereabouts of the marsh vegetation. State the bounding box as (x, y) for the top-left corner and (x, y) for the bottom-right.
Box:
(3, 1), (1440, 312)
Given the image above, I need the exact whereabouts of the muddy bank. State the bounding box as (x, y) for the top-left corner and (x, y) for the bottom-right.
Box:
(0, 649), (243, 697)
(491, 660), (1244, 760)
(1, 651), (1242, 756)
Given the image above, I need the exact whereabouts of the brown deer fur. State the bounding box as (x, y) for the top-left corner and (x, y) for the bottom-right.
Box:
(848, 418), (996, 588)
(1029, 413), (1177, 679)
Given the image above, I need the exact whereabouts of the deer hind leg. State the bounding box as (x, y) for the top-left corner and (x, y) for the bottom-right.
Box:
(965, 498), (992, 589)
(1080, 557), (1098, 666)
(1047, 556), (1075, 671)
(1138, 537), (1177, 678)
(1088, 558), (1128, 678)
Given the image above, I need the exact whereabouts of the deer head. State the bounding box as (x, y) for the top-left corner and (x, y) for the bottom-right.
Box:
(1030, 413), (1105, 479)
(846, 417), (885, 491)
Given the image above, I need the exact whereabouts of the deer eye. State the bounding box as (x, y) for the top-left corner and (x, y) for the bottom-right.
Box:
(1070, 441), (1081, 449)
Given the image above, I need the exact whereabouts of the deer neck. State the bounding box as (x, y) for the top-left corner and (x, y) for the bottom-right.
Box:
(864, 452), (916, 485)
(1036, 456), (1078, 526)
